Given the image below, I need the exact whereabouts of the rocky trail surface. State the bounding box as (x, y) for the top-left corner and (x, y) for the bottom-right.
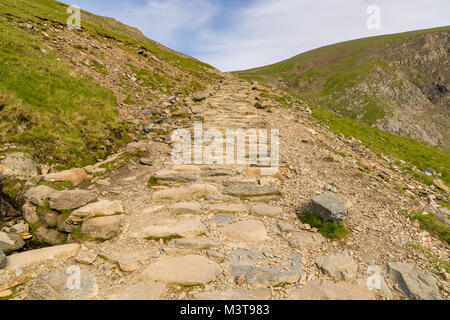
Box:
(0, 75), (449, 300)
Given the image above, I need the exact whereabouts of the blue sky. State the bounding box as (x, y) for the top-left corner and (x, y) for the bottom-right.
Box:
(70, 0), (450, 71)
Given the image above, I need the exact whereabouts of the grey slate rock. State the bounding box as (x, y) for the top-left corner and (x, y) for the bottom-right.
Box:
(387, 262), (441, 300)
(0, 231), (25, 254)
(226, 250), (304, 286)
(48, 190), (97, 211)
(309, 192), (347, 222)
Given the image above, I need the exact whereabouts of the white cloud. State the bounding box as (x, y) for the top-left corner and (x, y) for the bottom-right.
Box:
(96, 0), (219, 49)
(193, 0), (450, 71)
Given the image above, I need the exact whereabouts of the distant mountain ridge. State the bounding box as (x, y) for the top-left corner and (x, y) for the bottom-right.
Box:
(236, 26), (450, 147)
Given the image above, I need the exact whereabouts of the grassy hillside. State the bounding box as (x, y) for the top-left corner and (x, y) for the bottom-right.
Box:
(0, 0), (217, 169)
(310, 101), (450, 187)
(236, 27), (450, 147)
(239, 78), (450, 188)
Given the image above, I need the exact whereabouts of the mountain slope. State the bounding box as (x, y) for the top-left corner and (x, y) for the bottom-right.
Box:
(235, 27), (450, 147)
(0, 0), (218, 169)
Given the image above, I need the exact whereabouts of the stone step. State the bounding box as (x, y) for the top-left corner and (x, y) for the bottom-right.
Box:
(222, 185), (281, 198)
(217, 219), (269, 243)
(152, 184), (218, 201)
(166, 201), (203, 215)
(139, 255), (222, 285)
(168, 238), (220, 249)
(136, 217), (207, 240)
(209, 203), (248, 214)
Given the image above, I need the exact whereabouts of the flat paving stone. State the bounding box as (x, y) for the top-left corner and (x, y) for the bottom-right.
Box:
(218, 220), (268, 242)
(209, 203), (247, 214)
(223, 185), (281, 198)
(139, 255), (221, 285)
(152, 184), (218, 201)
(250, 204), (282, 217)
(167, 201), (202, 215)
(138, 217), (207, 239)
(168, 238), (220, 249)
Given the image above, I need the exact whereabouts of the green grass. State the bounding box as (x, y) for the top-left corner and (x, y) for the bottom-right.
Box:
(1, 179), (26, 199)
(298, 212), (350, 240)
(309, 103), (450, 187)
(0, 7), (131, 168)
(410, 243), (450, 274)
(129, 65), (175, 94)
(37, 180), (74, 191)
(0, 0), (218, 170)
(89, 58), (108, 75)
(235, 25), (450, 147)
(97, 151), (145, 173)
(147, 176), (161, 187)
(408, 211), (450, 245)
(70, 225), (91, 242)
(439, 200), (450, 210)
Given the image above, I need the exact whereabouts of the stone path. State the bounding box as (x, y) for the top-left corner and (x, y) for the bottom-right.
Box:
(1, 75), (448, 301)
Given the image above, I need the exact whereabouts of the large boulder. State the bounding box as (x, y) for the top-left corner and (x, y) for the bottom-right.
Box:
(36, 206), (58, 228)
(34, 226), (66, 246)
(309, 192), (347, 222)
(24, 185), (58, 206)
(0, 231), (25, 254)
(48, 190), (97, 211)
(22, 202), (40, 225)
(68, 200), (124, 224)
(0, 153), (38, 180)
(387, 262), (441, 300)
(80, 215), (124, 240)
